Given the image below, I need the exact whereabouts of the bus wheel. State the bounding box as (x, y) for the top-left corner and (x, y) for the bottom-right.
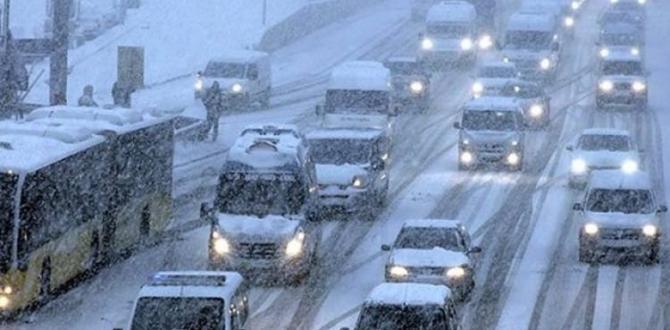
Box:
(38, 260), (52, 303)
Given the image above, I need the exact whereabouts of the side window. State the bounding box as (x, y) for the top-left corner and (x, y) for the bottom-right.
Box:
(247, 64), (259, 80)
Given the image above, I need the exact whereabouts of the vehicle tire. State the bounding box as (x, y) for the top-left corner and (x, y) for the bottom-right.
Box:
(579, 244), (595, 263)
(38, 260), (52, 303)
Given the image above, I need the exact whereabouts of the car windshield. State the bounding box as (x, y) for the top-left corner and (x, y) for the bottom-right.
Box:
(505, 31), (553, 49)
(601, 60), (643, 75)
(578, 135), (630, 152)
(500, 84), (542, 98)
(587, 189), (655, 214)
(602, 33), (639, 46)
(386, 62), (423, 76)
(462, 110), (518, 131)
(479, 66), (517, 78)
(130, 297), (224, 330)
(395, 228), (463, 251)
(356, 305), (447, 330)
(427, 24), (469, 38)
(204, 62), (246, 78)
(215, 173), (305, 216)
(309, 138), (375, 165)
(0, 173), (17, 273)
(325, 90), (390, 115)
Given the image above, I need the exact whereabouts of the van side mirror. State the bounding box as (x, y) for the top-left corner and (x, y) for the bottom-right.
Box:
(468, 246), (482, 254)
(372, 158), (386, 171)
(248, 71), (258, 80)
(566, 145), (574, 151)
(658, 205), (668, 213)
(197, 71), (203, 77)
(200, 202), (214, 223)
(315, 104), (324, 116)
(453, 122), (461, 129)
(572, 203), (584, 211)
(381, 244), (391, 251)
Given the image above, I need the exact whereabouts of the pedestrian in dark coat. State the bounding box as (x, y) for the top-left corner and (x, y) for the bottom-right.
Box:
(202, 81), (223, 141)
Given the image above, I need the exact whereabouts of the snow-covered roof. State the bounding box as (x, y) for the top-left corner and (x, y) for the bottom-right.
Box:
(328, 61), (391, 91)
(306, 128), (383, 140)
(210, 50), (268, 64)
(26, 106), (172, 135)
(589, 170), (652, 190)
(0, 120), (106, 173)
(227, 126), (304, 170)
(426, 1), (476, 24)
(508, 12), (556, 32)
(602, 48), (641, 62)
(581, 128), (631, 137)
(138, 271), (243, 301)
(390, 248), (470, 268)
(403, 218), (462, 229)
(366, 283), (451, 306)
(463, 96), (521, 112)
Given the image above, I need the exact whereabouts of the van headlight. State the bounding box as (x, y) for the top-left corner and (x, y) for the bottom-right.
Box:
(599, 80), (614, 92)
(286, 230), (305, 258)
(540, 58), (551, 70)
(638, 0), (646, 5)
(529, 104), (544, 117)
(632, 81), (646, 93)
(460, 38), (473, 51)
(0, 296), (9, 309)
(507, 152), (520, 165)
(621, 160), (639, 174)
(213, 236), (231, 255)
(421, 38), (434, 50)
(231, 83), (243, 93)
(571, 1), (581, 10)
(472, 82), (484, 94)
(352, 176), (367, 188)
(631, 47), (640, 56)
(478, 34), (493, 50)
(460, 151), (474, 164)
(584, 223), (599, 235)
(446, 266), (465, 279)
(599, 48), (610, 58)
(642, 225), (657, 237)
(410, 81), (424, 94)
(571, 158), (587, 174)
(389, 266), (409, 278)
(564, 16), (575, 28)
(195, 79), (204, 91)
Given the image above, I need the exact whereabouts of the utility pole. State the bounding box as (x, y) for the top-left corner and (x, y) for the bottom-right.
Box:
(262, 0), (267, 26)
(49, 0), (71, 105)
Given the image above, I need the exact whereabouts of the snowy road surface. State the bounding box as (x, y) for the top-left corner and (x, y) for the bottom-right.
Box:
(3, 0), (670, 329)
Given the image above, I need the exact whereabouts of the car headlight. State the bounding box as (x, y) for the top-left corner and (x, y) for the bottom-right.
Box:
(643, 224), (657, 237)
(507, 152), (520, 165)
(478, 34), (493, 50)
(213, 237), (230, 255)
(571, 1), (581, 10)
(231, 83), (243, 93)
(621, 159), (639, 173)
(0, 296), (9, 309)
(352, 176), (367, 188)
(410, 81), (424, 94)
(285, 237), (304, 258)
(195, 79), (204, 91)
(460, 38), (473, 51)
(584, 223), (599, 235)
(632, 81), (646, 92)
(638, 0), (646, 5)
(571, 158), (588, 174)
(446, 266), (465, 279)
(610, 0), (619, 3)
(421, 38), (434, 50)
(599, 48), (610, 58)
(540, 58), (551, 70)
(564, 16), (575, 28)
(631, 47), (640, 56)
(389, 266), (409, 277)
(503, 57), (510, 63)
(599, 80), (614, 92)
(529, 104), (544, 117)
(460, 151), (474, 164)
(472, 82), (484, 94)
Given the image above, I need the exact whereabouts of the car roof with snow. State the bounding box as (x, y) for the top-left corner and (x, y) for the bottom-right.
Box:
(463, 96), (522, 112)
(0, 119), (106, 173)
(328, 61), (391, 92)
(306, 127), (384, 141)
(427, 1), (476, 23)
(137, 271), (244, 301)
(26, 106), (173, 135)
(581, 128), (631, 137)
(602, 48), (642, 62)
(508, 12), (556, 32)
(403, 218), (463, 230)
(210, 50), (268, 64)
(589, 170), (652, 190)
(226, 127), (305, 170)
(366, 283), (452, 306)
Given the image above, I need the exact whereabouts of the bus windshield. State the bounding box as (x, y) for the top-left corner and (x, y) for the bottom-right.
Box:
(130, 297), (224, 330)
(215, 173), (306, 217)
(325, 90), (390, 115)
(0, 173), (17, 272)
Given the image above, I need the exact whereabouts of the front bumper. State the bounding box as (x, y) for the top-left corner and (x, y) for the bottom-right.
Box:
(385, 271), (473, 297)
(459, 147), (523, 169)
(580, 229), (659, 254)
(597, 91), (647, 108)
(208, 245), (311, 279)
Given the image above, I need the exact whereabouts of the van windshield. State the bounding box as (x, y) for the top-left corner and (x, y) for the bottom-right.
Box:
(130, 297), (224, 330)
(0, 173), (17, 273)
(601, 61), (643, 75)
(505, 31), (552, 49)
(602, 33), (639, 46)
(427, 24), (469, 38)
(586, 189), (655, 214)
(578, 135), (630, 152)
(309, 139), (375, 165)
(462, 110), (518, 131)
(215, 173), (305, 217)
(325, 90), (390, 115)
(356, 305), (447, 330)
(204, 62), (246, 78)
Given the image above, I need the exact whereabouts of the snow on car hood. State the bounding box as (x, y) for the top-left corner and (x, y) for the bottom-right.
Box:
(389, 248), (470, 268)
(216, 213), (301, 242)
(584, 211), (659, 228)
(574, 150), (639, 169)
(315, 164), (368, 185)
(203, 77), (249, 91)
(463, 130), (521, 145)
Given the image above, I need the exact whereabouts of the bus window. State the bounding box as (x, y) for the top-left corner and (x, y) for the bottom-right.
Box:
(0, 173), (18, 272)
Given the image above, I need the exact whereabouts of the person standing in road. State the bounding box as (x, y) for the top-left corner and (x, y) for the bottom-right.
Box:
(78, 85), (99, 107)
(202, 81), (223, 141)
